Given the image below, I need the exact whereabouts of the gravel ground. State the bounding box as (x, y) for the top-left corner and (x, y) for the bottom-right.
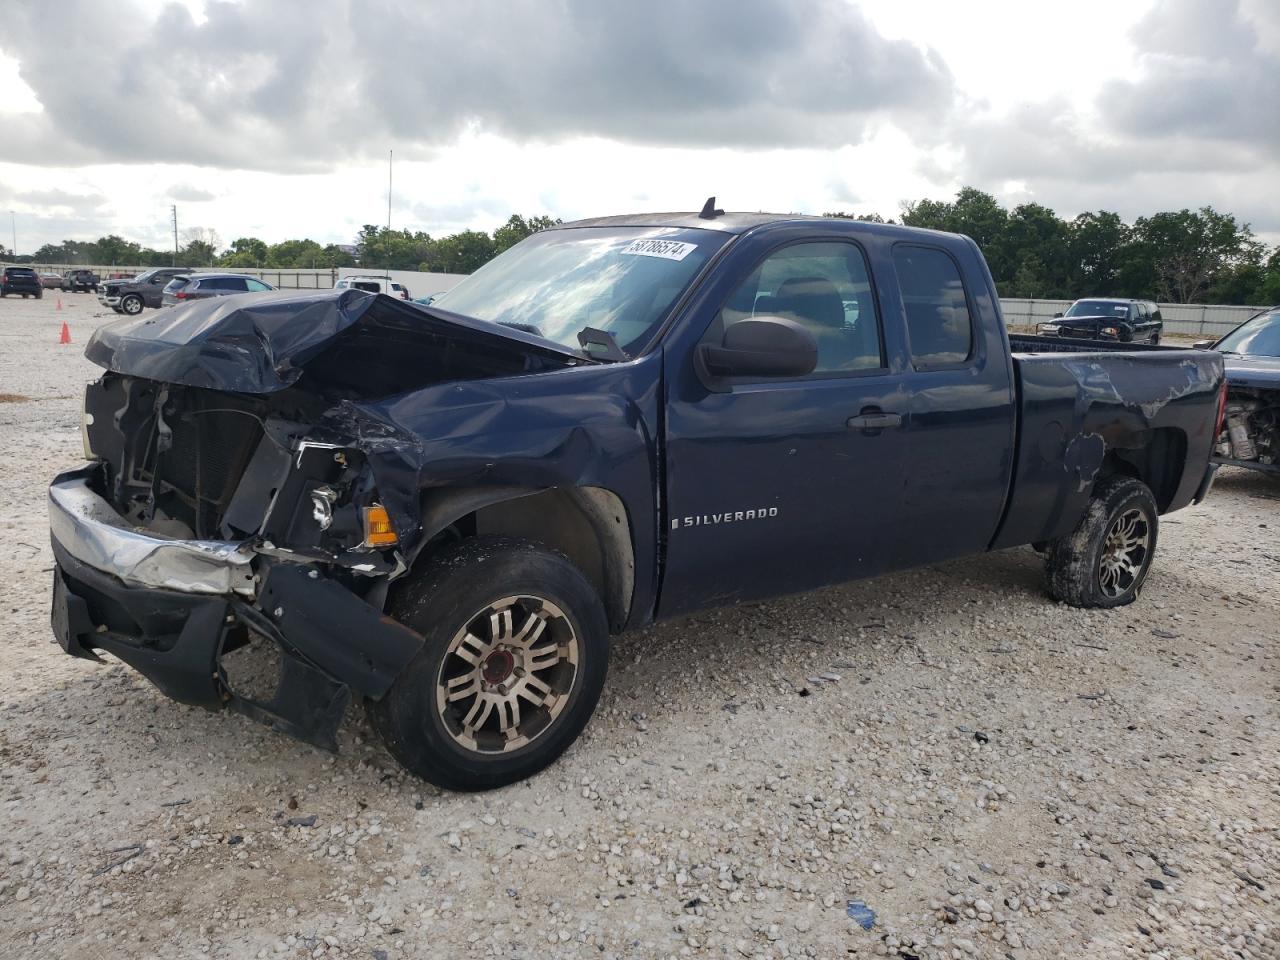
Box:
(2, 293), (1277, 960)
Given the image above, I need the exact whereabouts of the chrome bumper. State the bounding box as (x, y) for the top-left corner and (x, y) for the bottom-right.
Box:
(48, 465), (256, 597)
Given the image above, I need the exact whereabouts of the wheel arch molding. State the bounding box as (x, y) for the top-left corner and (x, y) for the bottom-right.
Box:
(412, 484), (635, 633)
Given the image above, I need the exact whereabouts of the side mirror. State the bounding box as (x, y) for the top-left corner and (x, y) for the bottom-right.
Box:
(1192, 340), (1215, 350)
(1052, 311), (1064, 319)
(697, 316), (817, 388)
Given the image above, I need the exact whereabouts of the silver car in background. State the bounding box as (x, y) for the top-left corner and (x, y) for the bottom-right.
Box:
(162, 273), (276, 306)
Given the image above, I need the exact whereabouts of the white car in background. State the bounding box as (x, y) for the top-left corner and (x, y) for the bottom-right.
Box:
(334, 276), (411, 300)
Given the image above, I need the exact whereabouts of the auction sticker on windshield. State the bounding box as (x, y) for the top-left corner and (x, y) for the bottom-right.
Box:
(619, 238), (698, 261)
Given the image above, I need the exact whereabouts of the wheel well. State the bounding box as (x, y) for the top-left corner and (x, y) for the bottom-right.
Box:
(1096, 427), (1186, 512)
(416, 486), (635, 633)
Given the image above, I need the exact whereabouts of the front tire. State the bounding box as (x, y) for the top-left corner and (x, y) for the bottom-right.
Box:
(368, 537), (609, 791)
(120, 294), (143, 315)
(1044, 476), (1158, 608)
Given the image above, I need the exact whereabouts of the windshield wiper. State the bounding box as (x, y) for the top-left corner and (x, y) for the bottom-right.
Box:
(576, 327), (629, 362)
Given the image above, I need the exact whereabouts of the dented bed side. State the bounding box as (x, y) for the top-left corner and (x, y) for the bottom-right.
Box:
(990, 347), (1223, 550)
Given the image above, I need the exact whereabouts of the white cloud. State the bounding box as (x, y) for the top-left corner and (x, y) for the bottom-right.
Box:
(0, 0), (1276, 252)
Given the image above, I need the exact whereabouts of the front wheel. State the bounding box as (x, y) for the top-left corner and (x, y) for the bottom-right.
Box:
(120, 294), (143, 315)
(368, 537), (609, 791)
(1151, 333), (1161, 345)
(1044, 476), (1158, 608)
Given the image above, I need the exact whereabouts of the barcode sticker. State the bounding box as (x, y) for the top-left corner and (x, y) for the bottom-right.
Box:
(618, 239), (698, 261)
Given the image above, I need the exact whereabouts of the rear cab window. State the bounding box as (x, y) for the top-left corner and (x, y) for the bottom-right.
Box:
(892, 245), (974, 368)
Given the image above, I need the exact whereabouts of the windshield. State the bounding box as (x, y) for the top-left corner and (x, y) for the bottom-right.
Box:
(1066, 300), (1132, 319)
(1216, 309), (1280, 357)
(431, 226), (729, 356)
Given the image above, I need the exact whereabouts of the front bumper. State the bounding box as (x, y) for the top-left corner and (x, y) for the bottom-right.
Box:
(98, 294), (122, 308)
(50, 465), (256, 597)
(48, 463), (422, 751)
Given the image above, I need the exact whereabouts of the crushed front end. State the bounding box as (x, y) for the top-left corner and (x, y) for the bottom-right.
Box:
(1213, 384), (1280, 473)
(48, 289), (583, 749)
(50, 378), (424, 751)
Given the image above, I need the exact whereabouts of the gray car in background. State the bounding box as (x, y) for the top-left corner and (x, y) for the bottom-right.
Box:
(161, 273), (275, 306)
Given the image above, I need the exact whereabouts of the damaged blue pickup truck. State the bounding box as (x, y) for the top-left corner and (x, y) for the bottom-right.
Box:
(49, 208), (1226, 790)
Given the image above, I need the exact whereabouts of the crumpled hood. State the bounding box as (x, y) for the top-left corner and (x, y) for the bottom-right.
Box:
(1223, 353), (1280, 390)
(84, 288), (584, 393)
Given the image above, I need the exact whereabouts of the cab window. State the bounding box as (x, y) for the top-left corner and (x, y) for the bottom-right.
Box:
(713, 241), (883, 376)
(892, 245), (973, 368)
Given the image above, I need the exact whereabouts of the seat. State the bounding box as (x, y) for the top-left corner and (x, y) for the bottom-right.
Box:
(773, 276), (845, 330)
(774, 276), (866, 370)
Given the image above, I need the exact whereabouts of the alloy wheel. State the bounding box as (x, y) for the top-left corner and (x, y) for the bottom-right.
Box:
(434, 596), (580, 754)
(1098, 507), (1150, 598)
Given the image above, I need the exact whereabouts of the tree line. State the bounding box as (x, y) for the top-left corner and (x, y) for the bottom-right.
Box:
(829, 187), (1278, 305)
(9, 195), (1278, 305)
(15, 214), (561, 277)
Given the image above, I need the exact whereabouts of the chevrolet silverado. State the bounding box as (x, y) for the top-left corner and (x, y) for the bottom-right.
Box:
(49, 208), (1225, 790)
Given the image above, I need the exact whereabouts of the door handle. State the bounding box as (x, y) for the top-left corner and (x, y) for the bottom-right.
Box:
(846, 411), (902, 431)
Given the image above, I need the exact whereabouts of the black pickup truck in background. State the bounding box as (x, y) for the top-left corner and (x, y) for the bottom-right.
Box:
(65, 269), (101, 293)
(50, 208), (1225, 790)
(1038, 297), (1164, 344)
(98, 267), (193, 315)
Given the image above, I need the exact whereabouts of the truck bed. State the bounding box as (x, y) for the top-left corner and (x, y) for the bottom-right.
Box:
(992, 336), (1222, 551)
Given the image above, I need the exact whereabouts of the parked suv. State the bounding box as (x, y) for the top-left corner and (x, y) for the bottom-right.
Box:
(1038, 298), (1163, 344)
(98, 268), (194, 315)
(162, 273), (275, 306)
(334, 276), (411, 299)
(0, 266), (43, 298)
(64, 269), (100, 293)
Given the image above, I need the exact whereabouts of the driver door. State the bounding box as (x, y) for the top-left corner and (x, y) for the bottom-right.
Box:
(659, 240), (909, 617)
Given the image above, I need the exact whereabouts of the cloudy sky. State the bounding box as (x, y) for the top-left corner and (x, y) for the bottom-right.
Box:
(0, 0), (1277, 254)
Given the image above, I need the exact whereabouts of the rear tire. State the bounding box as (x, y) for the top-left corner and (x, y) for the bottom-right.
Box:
(1151, 333), (1161, 345)
(367, 536), (609, 791)
(1044, 476), (1158, 608)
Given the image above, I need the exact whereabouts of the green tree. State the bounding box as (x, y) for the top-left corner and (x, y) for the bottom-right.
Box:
(1001, 203), (1069, 296)
(358, 226), (436, 270)
(219, 237), (269, 267)
(1006, 254), (1049, 298)
(493, 214), (560, 254)
(264, 238), (326, 267)
(92, 235), (143, 266)
(1066, 212), (1130, 297)
(1131, 207), (1261, 303)
(424, 230), (496, 273)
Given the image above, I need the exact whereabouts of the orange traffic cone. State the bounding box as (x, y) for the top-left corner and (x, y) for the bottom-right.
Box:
(56, 297), (63, 311)
(59, 321), (71, 345)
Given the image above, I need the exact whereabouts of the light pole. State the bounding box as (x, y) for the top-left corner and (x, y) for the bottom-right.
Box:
(9, 210), (15, 258)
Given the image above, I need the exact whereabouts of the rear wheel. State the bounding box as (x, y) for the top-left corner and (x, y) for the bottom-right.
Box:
(1151, 332), (1161, 345)
(1044, 476), (1158, 608)
(367, 537), (609, 790)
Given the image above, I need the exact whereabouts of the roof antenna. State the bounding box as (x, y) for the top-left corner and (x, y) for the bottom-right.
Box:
(698, 196), (724, 219)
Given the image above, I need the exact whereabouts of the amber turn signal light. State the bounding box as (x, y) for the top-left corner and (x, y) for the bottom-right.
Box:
(362, 504), (398, 547)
